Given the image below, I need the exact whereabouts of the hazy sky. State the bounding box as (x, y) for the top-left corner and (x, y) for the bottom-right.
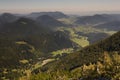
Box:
(0, 0), (120, 14)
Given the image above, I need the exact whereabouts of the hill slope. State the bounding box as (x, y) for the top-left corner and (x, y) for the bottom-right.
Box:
(94, 21), (120, 31)
(0, 18), (74, 68)
(0, 13), (18, 28)
(75, 14), (111, 25)
(41, 31), (120, 71)
(36, 15), (65, 28)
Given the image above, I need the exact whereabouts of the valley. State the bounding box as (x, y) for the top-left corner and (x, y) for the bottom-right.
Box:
(0, 12), (120, 80)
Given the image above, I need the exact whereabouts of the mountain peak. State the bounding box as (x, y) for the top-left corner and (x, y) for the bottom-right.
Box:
(0, 13), (18, 23)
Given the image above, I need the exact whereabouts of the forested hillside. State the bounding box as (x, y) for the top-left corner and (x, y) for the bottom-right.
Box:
(32, 31), (120, 80)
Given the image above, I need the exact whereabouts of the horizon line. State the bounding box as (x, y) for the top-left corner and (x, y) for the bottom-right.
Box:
(0, 10), (120, 16)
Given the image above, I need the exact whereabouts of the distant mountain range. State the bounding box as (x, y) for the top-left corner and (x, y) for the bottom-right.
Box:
(75, 14), (120, 25)
(0, 12), (67, 29)
(27, 11), (68, 19)
(1, 12), (120, 31)
(75, 14), (111, 25)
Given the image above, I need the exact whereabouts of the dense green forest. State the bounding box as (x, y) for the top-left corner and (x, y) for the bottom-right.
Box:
(30, 52), (120, 80)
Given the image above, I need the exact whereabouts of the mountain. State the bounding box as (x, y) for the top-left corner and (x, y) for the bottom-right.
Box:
(94, 21), (120, 31)
(75, 14), (112, 25)
(0, 18), (47, 68)
(77, 32), (109, 44)
(0, 13), (18, 27)
(41, 31), (120, 71)
(0, 17), (74, 68)
(36, 15), (66, 28)
(102, 14), (120, 21)
(27, 11), (68, 19)
(0, 35), (36, 68)
(0, 17), (48, 35)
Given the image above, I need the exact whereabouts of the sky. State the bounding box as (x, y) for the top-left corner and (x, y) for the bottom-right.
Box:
(0, 0), (120, 14)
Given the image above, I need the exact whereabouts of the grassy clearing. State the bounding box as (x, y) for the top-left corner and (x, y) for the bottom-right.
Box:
(15, 41), (27, 45)
(33, 59), (55, 70)
(16, 41), (35, 53)
(19, 59), (29, 64)
(51, 48), (74, 57)
(71, 37), (89, 47)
